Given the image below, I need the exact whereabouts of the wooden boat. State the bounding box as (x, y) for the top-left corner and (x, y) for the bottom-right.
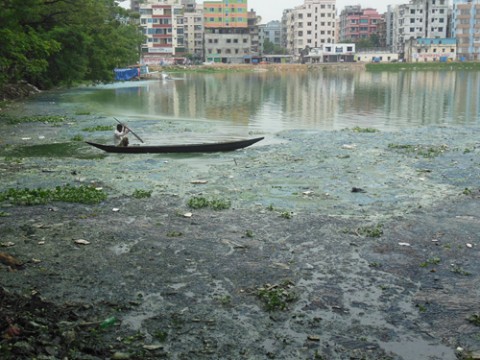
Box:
(85, 137), (264, 154)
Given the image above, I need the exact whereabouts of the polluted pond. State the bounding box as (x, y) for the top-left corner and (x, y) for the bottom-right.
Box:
(1, 116), (480, 359)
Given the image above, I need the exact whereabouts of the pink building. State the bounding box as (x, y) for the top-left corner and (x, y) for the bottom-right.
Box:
(338, 5), (381, 42)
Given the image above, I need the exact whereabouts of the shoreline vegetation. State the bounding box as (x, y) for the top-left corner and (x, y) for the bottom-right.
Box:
(156, 60), (480, 73)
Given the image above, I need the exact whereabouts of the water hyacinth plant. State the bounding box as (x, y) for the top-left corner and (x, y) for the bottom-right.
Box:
(0, 185), (107, 205)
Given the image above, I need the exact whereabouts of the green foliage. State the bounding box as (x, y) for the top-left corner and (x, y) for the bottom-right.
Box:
(187, 196), (231, 210)
(256, 280), (297, 311)
(367, 62), (480, 72)
(0, 114), (67, 124)
(0, 185), (107, 205)
(352, 126), (379, 133)
(132, 189), (152, 199)
(187, 196), (210, 209)
(0, 0), (143, 89)
(71, 135), (84, 141)
(420, 257), (441, 268)
(280, 211), (293, 219)
(167, 231), (182, 237)
(262, 39), (287, 55)
(356, 224), (383, 238)
(388, 144), (448, 158)
(154, 331), (168, 342)
(468, 314), (480, 326)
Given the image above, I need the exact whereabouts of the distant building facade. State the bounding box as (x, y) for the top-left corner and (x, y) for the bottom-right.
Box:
(404, 38), (456, 62)
(452, 0), (480, 60)
(338, 5), (382, 42)
(283, 0), (336, 59)
(304, 43), (356, 63)
(248, 9), (261, 58)
(184, 3), (204, 60)
(259, 20), (283, 54)
(204, 0), (250, 63)
(139, 0), (186, 64)
(356, 50), (400, 63)
(388, 0), (450, 55)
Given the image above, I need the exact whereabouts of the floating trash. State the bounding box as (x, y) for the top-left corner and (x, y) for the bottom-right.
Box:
(74, 239), (91, 245)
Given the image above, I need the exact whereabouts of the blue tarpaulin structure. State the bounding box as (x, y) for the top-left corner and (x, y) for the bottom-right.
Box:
(114, 68), (139, 81)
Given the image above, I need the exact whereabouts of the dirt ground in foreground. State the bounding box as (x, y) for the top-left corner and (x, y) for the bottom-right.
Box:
(1, 114), (480, 359)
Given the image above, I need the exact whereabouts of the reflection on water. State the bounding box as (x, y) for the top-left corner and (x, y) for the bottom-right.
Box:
(64, 70), (480, 132)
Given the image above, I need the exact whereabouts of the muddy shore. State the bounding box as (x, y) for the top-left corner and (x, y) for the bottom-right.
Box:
(1, 102), (480, 359)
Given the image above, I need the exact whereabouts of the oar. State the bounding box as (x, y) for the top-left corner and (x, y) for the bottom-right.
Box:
(114, 117), (144, 143)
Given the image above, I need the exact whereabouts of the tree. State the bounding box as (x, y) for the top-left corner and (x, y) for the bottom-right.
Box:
(0, 0), (143, 89)
(262, 38), (287, 55)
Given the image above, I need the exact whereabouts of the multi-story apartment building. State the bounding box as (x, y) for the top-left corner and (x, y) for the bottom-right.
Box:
(338, 5), (382, 42)
(282, 9), (292, 50)
(203, 0), (250, 63)
(377, 16), (388, 48)
(283, 0), (336, 58)
(184, 3), (204, 60)
(388, 0), (450, 54)
(452, 0), (480, 60)
(139, 0), (187, 64)
(248, 9), (261, 57)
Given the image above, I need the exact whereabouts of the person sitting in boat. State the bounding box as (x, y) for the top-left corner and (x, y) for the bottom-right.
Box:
(114, 124), (129, 147)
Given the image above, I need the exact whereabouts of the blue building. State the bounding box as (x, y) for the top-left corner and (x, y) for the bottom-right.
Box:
(452, 0), (480, 60)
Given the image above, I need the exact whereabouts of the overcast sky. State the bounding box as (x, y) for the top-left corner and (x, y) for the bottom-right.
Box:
(248, 0), (408, 23)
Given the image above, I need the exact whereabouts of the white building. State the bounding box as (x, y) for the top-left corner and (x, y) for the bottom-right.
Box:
(139, 0), (186, 64)
(388, 0), (450, 55)
(283, 0), (336, 59)
(305, 43), (355, 63)
(184, 3), (204, 60)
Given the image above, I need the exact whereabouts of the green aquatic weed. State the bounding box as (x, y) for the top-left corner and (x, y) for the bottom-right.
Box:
(187, 196), (231, 210)
(71, 135), (84, 141)
(388, 144), (448, 158)
(352, 126), (379, 133)
(132, 189), (152, 199)
(356, 224), (383, 238)
(0, 114), (68, 124)
(0, 185), (107, 205)
(420, 257), (441, 268)
(256, 280), (297, 312)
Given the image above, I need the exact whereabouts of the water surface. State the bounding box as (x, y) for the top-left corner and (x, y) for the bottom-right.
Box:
(54, 69), (480, 137)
